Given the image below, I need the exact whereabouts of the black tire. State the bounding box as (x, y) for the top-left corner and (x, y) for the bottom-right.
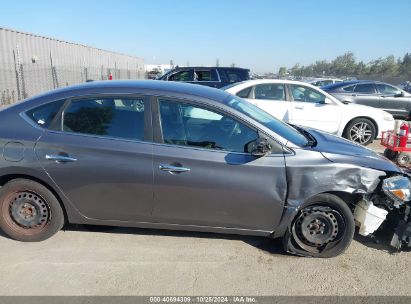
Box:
(283, 193), (355, 258)
(0, 179), (64, 242)
(383, 148), (398, 160)
(396, 152), (411, 167)
(343, 118), (376, 146)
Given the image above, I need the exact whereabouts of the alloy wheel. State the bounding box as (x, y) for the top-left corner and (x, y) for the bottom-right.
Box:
(349, 122), (373, 144)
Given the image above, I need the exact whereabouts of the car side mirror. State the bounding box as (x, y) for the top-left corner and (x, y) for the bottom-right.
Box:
(395, 92), (404, 97)
(247, 137), (272, 157)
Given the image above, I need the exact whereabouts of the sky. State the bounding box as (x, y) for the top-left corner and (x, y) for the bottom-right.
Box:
(1, 0), (410, 73)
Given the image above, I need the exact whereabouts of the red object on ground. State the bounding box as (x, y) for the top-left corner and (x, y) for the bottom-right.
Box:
(381, 130), (411, 152)
(109, 72), (113, 80)
(399, 122), (410, 147)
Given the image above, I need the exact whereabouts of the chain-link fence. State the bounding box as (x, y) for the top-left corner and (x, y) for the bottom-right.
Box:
(0, 28), (146, 106)
(0, 62), (146, 106)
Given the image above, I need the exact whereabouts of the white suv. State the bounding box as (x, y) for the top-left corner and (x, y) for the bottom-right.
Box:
(224, 79), (394, 145)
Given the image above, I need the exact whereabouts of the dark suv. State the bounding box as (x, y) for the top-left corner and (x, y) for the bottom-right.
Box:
(157, 67), (250, 88)
(322, 80), (411, 119)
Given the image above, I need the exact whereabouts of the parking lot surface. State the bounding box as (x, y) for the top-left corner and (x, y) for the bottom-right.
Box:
(0, 141), (410, 296)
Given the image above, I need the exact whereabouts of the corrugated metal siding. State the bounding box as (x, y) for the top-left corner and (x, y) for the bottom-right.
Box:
(0, 27), (145, 105)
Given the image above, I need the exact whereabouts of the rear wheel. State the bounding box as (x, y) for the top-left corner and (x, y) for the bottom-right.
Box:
(0, 179), (64, 242)
(396, 152), (411, 167)
(283, 193), (355, 258)
(383, 148), (398, 160)
(343, 118), (376, 146)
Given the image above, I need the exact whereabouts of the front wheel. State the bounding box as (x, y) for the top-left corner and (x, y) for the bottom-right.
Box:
(283, 193), (355, 258)
(0, 179), (65, 242)
(343, 118), (376, 146)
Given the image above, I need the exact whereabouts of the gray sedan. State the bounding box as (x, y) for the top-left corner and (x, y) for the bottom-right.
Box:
(322, 80), (411, 119)
(0, 80), (410, 257)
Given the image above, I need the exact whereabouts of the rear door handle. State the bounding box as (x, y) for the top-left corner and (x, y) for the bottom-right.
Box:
(45, 154), (77, 163)
(159, 164), (190, 173)
(294, 105), (304, 109)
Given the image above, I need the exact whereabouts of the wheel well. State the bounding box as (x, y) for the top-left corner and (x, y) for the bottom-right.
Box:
(323, 191), (362, 211)
(0, 174), (68, 223)
(343, 116), (379, 139)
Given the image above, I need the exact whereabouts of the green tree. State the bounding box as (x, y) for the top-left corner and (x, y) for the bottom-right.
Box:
(399, 53), (411, 78)
(331, 52), (356, 76)
(278, 67), (287, 77)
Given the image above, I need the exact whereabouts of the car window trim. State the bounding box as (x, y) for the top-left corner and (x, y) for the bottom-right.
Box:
(215, 69), (222, 82)
(48, 93), (153, 143)
(152, 96), (285, 155)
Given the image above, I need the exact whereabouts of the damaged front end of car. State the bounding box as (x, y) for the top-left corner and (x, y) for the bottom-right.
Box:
(357, 174), (411, 250)
(278, 144), (411, 257)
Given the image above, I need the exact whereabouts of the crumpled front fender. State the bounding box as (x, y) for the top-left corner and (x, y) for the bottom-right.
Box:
(284, 149), (386, 208)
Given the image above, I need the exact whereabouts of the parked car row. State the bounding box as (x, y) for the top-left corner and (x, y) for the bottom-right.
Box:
(308, 78), (343, 87)
(223, 79), (394, 145)
(158, 67), (411, 147)
(1, 80), (410, 258)
(157, 66), (250, 88)
(322, 80), (411, 120)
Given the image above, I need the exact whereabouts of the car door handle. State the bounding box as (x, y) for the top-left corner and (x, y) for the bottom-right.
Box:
(294, 105), (304, 109)
(159, 164), (190, 173)
(45, 154), (77, 163)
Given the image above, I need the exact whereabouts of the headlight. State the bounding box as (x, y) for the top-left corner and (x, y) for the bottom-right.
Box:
(382, 176), (411, 202)
(382, 112), (394, 121)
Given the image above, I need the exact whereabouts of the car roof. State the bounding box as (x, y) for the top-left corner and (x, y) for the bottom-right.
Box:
(321, 80), (374, 90)
(321, 80), (398, 91)
(19, 80), (232, 106)
(172, 66), (249, 70)
(224, 78), (321, 88)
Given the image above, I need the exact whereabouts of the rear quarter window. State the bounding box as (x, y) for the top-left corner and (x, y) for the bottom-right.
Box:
(342, 85), (355, 92)
(26, 99), (65, 128)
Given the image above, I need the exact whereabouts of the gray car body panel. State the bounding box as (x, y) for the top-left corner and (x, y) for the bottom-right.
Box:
(0, 80), (403, 238)
(324, 81), (411, 119)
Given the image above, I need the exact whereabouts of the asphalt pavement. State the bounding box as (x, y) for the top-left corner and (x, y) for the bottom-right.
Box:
(0, 140), (409, 296)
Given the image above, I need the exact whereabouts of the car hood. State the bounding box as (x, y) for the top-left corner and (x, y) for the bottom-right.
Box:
(301, 128), (401, 173)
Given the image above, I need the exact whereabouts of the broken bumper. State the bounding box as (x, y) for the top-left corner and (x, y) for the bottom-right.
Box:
(391, 205), (411, 250)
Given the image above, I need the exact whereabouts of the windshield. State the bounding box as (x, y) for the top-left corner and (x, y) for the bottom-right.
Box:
(225, 96), (309, 146)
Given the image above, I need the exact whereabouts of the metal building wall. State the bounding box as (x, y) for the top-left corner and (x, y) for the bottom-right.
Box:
(0, 27), (145, 105)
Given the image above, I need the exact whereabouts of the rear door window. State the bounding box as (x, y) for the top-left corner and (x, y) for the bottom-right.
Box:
(354, 84), (376, 94)
(194, 69), (215, 82)
(168, 70), (194, 81)
(61, 97), (147, 140)
(253, 84), (286, 101)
